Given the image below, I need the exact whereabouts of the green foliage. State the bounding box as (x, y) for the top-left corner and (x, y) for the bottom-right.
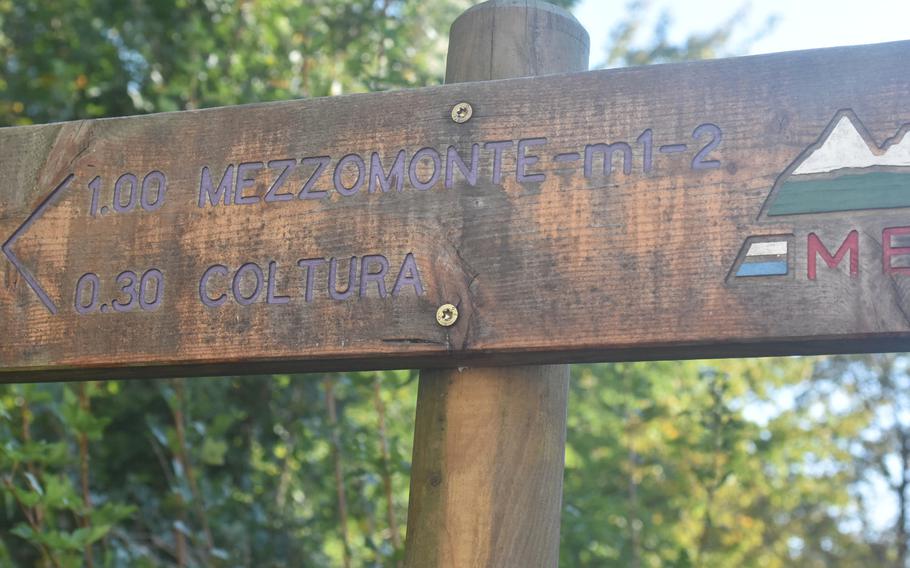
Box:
(1, 374), (418, 566)
(0, 0), (471, 126)
(1, 384), (135, 567)
(560, 355), (910, 567)
(788, 354), (910, 566)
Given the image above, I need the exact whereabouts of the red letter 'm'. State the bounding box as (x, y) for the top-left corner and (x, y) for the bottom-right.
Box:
(807, 230), (859, 280)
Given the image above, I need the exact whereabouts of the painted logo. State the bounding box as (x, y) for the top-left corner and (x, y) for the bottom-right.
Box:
(728, 110), (910, 281)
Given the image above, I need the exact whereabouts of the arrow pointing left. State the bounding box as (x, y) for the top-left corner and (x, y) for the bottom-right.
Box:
(2, 174), (75, 315)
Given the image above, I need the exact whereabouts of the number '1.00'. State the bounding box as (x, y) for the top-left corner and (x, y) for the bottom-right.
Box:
(87, 171), (167, 217)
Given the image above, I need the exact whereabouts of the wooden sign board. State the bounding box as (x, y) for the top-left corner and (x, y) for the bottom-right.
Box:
(2, 41), (910, 381)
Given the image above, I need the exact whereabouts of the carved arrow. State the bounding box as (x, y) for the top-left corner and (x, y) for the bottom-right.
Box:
(2, 175), (75, 315)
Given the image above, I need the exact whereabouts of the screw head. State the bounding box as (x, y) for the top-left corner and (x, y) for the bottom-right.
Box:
(451, 102), (473, 124)
(436, 303), (459, 327)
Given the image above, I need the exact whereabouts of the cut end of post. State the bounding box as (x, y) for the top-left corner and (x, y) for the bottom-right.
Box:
(460, 0), (584, 23)
(445, 0), (590, 83)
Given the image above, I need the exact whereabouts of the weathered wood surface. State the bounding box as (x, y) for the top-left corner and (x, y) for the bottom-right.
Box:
(405, 365), (570, 567)
(3, 40), (910, 380)
(405, 3), (578, 567)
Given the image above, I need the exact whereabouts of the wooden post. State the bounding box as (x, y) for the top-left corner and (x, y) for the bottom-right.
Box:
(404, 2), (589, 567)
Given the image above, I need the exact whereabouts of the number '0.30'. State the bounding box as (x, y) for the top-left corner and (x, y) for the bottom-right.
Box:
(74, 269), (164, 314)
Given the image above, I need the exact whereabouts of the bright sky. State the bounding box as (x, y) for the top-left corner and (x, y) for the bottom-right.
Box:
(575, 0), (910, 65)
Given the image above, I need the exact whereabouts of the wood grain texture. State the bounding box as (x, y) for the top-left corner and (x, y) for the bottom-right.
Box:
(3, 39), (910, 380)
(405, 3), (580, 566)
(405, 365), (570, 567)
(444, 0), (590, 84)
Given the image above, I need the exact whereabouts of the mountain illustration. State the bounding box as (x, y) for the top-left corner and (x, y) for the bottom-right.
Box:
(764, 111), (910, 216)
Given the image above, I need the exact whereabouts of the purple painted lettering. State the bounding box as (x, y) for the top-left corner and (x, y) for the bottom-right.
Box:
(517, 138), (547, 183)
(266, 261), (290, 304)
(297, 258), (326, 302)
(637, 129), (653, 173)
(553, 153), (580, 163)
(691, 124), (722, 170)
(113, 173), (138, 213)
(409, 148), (442, 191)
(369, 150), (406, 193)
(584, 142), (633, 178)
(265, 159), (296, 203)
(392, 253), (425, 296)
(446, 144), (480, 188)
(334, 154), (365, 197)
(235, 162), (263, 205)
(87, 176), (101, 217)
(232, 262), (264, 305)
(200, 264), (229, 307)
(299, 156), (330, 200)
(484, 140), (512, 185)
(329, 257), (357, 300)
(140, 171), (167, 211)
(112, 270), (139, 312)
(359, 255), (389, 298)
(139, 268), (165, 310)
(75, 273), (100, 314)
(198, 165), (234, 207)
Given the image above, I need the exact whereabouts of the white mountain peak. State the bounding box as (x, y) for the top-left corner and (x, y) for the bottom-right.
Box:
(792, 115), (910, 175)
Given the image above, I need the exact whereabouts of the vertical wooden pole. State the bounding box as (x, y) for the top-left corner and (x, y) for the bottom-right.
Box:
(404, 2), (589, 567)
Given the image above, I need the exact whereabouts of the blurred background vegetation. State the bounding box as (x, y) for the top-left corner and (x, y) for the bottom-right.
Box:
(1, 0), (908, 566)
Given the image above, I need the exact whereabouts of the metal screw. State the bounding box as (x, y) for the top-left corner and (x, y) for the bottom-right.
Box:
(436, 303), (459, 327)
(451, 102), (473, 124)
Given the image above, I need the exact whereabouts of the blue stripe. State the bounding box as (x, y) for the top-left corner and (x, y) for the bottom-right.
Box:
(736, 260), (788, 277)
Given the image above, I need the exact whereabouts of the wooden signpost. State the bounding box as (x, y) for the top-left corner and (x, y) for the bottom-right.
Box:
(405, 3), (585, 565)
(4, 35), (910, 380)
(1, 0), (909, 564)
